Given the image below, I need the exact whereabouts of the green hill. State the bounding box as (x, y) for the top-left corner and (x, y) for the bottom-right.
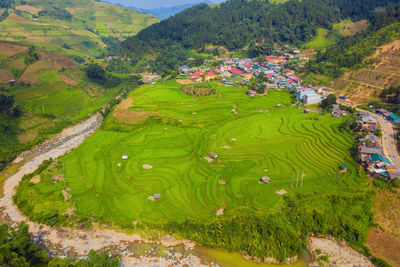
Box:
(0, 42), (143, 172)
(121, 0), (396, 76)
(0, 0), (159, 58)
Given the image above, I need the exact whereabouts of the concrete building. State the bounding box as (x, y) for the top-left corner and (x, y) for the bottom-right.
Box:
(303, 94), (323, 105)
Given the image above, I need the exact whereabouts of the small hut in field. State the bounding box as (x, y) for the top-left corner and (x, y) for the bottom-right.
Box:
(209, 152), (218, 159)
(261, 176), (271, 183)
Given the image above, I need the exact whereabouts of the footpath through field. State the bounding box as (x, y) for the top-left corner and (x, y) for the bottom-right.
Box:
(0, 114), (201, 266)
(357, 109), (400, 168)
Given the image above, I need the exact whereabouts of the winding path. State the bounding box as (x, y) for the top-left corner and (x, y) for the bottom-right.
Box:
(0, 114), (199, 266)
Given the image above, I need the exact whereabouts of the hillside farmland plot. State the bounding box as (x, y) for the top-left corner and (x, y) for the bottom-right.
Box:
(35, 81), (369, 226)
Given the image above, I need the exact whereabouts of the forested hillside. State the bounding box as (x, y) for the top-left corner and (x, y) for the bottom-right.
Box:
(305, 1), (400, 105)
(306, 1), (400, 78)
(121, 0), (396, 75)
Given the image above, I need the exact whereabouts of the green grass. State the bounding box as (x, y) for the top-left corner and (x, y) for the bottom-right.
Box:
(24, 80), (369, 226)
(303, 28), (342, 50)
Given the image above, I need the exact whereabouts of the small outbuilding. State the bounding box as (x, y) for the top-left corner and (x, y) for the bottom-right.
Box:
(340, 164), (347, 171)
(209, 152), (218, 159)
(122, 155), (128, 160)
(276, 104), (281, 107)
(154, 193), (161, 199)
(261, 176), (271, 183)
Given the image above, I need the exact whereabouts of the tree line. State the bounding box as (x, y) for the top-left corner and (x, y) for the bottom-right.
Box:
(163, 192), (389, 265)
(0, 222), (120, 266)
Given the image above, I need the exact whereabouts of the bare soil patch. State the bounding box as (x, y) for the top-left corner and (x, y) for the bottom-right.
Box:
(331, 39), (400, 104)
(140, 72), (160, 83)
(339, 20), (368, 36)
(29, 175), (40, 184)
(276, 189), (287, 195)
(176, 79), (193, 85)
(204, 157), (213, 163)
(7, 14), (31, 23)
(0, 42), (28, 57)
(367, 228), (400, 267)
(216, 208), (224, 216)
(60, 75), (78, 86)
(373, 189), (400, 237)
(15, 5), (42, 13)
(20, 51), (77, 85)
(142, 164), (153, 169)
(113, 98), (155, 124)
(0, 68), (14, 84)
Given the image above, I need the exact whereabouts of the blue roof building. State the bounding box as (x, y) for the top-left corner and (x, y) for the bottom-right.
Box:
(388, 114), (400, 124)
(371, 154), (391, 164)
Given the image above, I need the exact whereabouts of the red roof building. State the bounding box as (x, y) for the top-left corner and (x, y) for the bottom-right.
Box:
(213, 69), (222, 74)
(229, 68), (244, 75)
(247, 90), (256, 96)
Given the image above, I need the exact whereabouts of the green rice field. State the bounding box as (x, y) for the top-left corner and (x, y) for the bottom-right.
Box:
(9, 82), (118, 120)
(55, 80), (368, 225)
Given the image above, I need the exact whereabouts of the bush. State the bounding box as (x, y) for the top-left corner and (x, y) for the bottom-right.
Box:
(70, 55), (85, 64)
(392, 178), (400, 188)
(38, 7), (73, 21)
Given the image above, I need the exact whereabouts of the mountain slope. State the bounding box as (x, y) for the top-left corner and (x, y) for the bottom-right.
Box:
(0, 0), (159, 58)
(121, 0), (396, 76)
(305, 1), (400, 104)
(130, 1), (215, 19)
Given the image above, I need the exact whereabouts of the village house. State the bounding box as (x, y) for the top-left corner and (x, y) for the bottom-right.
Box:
(204, 72), (217, 81)
(247, 90), (256, 96)
(359, 133), (380, 148)
(332, 104), (347, 117)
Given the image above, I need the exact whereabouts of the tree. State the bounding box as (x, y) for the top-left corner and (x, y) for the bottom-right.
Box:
(86, 64), (105, 81)
(320, 94), (336, 110)
(0, 222), (49, 266)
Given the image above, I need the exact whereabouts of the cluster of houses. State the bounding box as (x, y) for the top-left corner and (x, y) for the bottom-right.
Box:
(179, 56), (326, 105)
(107, 56), (132, 62)
(331, 104), (347, 117)
(357, 112), (400, 179)
(375, 108), (400, 125)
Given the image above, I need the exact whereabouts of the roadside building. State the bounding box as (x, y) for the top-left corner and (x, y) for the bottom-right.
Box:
(388, 114), (400, 124)
(371, 154), (391, 165)
(361, 115), (378, 126)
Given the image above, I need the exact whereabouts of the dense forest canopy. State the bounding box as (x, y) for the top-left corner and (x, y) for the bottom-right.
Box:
(121, 0), (396, 75)
(0, 0), (14, 8)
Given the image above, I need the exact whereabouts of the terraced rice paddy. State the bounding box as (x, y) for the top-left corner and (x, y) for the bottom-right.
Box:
(59, 80), (368, 225)
(9, 82), (117, 120)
